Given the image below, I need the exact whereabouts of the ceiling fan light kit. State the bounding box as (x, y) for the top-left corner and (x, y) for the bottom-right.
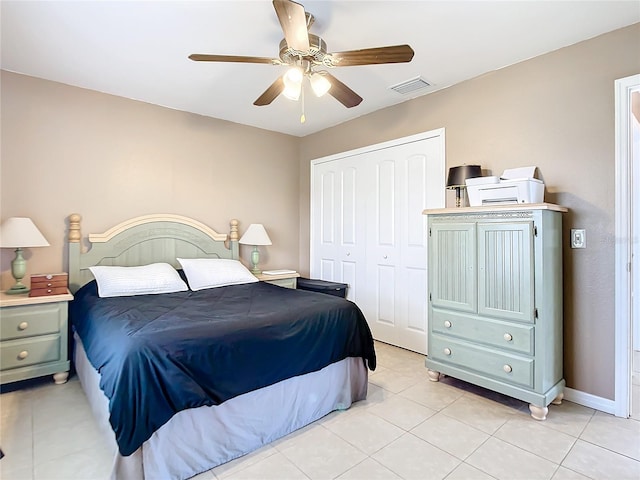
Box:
(283, 67), (303, 100)
(189, 0), (415, 120)
(310, 72), (331, 97)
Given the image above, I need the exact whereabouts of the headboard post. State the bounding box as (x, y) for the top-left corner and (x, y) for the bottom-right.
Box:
(69, 214), (81, 243)
(229, 219), (239, 259)
(68, 213), (82, 293)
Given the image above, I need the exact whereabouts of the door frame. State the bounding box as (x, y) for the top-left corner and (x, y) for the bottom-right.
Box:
(614, 74), (639, 418)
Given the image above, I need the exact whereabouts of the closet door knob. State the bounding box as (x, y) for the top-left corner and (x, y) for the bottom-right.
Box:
(503, 333), (513, 342)
(444, 320), (452, 328)
(383, 255), (388, 259)
(503, 364), (512, 373)
(18, 321), (29, 331)
(346, 252), (351, 256)
(18, 350), (29, 360)
(443, 348), (452, 356)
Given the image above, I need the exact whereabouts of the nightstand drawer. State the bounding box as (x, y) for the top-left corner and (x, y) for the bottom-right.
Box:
(1, 336), (62, 370)
(0, 304), (63, 341)
(255, 272), (299, 289)
(429, 334), (534, 388)
(431, 309), (534, 355)
(263, 277), (297, 289)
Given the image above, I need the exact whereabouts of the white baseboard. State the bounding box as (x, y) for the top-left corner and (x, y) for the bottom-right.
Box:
(563, 387), (616, 415)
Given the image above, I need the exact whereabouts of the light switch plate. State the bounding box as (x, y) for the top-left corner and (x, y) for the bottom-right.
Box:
(571, 229), (586, 248)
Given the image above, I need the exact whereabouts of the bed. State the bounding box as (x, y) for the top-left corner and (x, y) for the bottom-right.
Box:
(66, 213), (376, 480)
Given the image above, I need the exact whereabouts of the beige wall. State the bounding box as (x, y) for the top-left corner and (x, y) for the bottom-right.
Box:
(298, 23), (640, 400)
(2, 23), (638, 401)
(0, 71), (300, 284)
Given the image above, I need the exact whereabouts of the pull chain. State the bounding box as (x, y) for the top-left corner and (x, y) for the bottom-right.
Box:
(300, 84), (306, 123)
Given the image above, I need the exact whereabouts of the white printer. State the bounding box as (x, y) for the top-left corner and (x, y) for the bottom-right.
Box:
(466, 166), (544, 206)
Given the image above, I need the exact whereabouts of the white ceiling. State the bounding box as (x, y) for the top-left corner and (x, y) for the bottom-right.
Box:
(2, 1), (638, 137)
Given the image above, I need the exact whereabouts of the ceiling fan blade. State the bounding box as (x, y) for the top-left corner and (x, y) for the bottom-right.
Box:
(254, 76), (285, 106)
(329, 45), (415, 66)
(189, 54), (280, 65)
(324, 73), (363, 108)
(272, 0), (310, 52)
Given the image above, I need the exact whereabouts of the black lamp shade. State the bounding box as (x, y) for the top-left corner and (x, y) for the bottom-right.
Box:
(446, 165), (482, 188)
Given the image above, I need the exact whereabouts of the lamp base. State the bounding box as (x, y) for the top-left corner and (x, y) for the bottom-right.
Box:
(8, 247), (30, 294)
(5, 284), (29, 295)
(250, 246), (262, 275)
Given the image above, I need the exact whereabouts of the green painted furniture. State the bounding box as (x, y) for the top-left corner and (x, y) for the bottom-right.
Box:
(255, 272), (299, 289)
(0, 291), (73, 385)
(423, 204), (567, 420)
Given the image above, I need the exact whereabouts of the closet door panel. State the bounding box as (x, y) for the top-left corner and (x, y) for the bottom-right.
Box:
(341, 167), (357, 246)
(339, 161), (368, 303)
(376, 264), (396, 326)
(406, 266), (427, 331)
(376, 158), (396, 247)
(311, 165), (338, 280)
(397, 148), (431, 353)
(311, 157), (368, 305)
(366, 153), (400, 344)
(320, 171), (335, 244)
(320, 259), (336, 280)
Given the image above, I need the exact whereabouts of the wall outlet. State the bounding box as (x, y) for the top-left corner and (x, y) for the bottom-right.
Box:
(571, 229), (586, 248)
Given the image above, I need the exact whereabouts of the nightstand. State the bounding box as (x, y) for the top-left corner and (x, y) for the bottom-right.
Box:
(255, 271), (300, 289)
(0, 290), (73, 386)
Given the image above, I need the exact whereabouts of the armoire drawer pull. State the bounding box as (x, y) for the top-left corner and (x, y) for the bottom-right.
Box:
(346, 252), (351, 256)
(444, 320), (452, 328)
(443, 347), (452, 356)
(18, 350), (29, 360)
(503, 364), (512, 373)
(503, 333), (513, 341)
(18, 321), (29, 330)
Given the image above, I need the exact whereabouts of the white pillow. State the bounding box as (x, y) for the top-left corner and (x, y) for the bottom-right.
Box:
(89, 263), (188, 298)
(177, 258), (258, 291)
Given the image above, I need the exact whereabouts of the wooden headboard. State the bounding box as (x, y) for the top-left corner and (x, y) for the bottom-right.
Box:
(67, 213), (240, 293)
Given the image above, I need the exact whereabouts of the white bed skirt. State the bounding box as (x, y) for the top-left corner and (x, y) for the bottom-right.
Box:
(73, 333), (369, 480)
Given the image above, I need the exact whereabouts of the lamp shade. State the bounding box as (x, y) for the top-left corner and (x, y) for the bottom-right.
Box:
(0, 217), (50, 248)
(239, 224), (272, 246)
(282, 67), (303, 101)
(446, 165), (482, 188)
(310, 72), (331, 97)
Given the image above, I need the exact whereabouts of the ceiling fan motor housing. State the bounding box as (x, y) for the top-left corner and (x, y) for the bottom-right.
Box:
(279, 34), (331, 67)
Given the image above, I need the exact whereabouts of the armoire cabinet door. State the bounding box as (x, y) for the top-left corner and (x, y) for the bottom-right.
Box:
(429, 222), (477, 313)
(477, 221), (535, 323)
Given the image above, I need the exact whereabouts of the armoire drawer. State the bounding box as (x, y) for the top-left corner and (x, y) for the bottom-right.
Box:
(429, 334), (534, 388)
(431, 308), (534, 355)
(0, 335), (62, 370)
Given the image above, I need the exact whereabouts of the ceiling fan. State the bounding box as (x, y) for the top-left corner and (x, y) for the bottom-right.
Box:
(189, 0), (415, 111)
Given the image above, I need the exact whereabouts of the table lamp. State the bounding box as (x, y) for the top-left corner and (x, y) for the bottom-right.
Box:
(0, 217), (50, 294)
(239, 224), (272, 275)
(446, 165), (482, 207)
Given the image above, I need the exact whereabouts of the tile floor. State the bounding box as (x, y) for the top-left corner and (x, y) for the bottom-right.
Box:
(1, 341), (639, 480)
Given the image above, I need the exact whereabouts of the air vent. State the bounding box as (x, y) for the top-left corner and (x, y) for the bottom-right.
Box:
(389, 76), (432, 95)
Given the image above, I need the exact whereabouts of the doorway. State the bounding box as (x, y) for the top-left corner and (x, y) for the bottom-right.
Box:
(615, 74), (640, 418)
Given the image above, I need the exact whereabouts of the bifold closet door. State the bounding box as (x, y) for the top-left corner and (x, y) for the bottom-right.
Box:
(310, 156), (369, 305)
(311, 131), (445, 354)
(365, 140), (440, 354)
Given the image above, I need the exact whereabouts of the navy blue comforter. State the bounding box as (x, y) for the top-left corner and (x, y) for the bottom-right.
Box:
(70, 281), (376, 456)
